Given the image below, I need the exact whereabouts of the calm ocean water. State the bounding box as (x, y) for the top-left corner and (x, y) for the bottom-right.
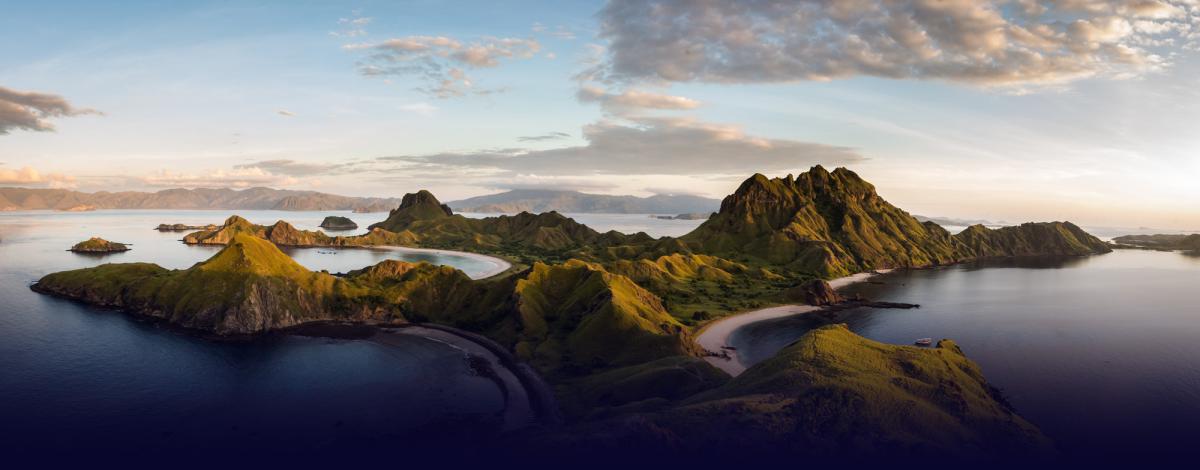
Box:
(0, 210), (517, 456)
(731, 250), (1200, 457)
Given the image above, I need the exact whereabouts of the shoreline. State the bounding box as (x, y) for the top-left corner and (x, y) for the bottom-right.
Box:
(288, 321), (561, 431)
(695, 269), (894, 377)
(368, 245), (513, 279)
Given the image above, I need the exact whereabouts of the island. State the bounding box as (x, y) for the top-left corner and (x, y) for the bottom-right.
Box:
(651, 212), (711, 220)
(68, 237), (130, 253)
(155, 223), (218, 232)
(34, 166), (1114, 458)
(318, 215), (358, 230)
(1113, 233), (1200, 252)
(58, 204), (97, 212)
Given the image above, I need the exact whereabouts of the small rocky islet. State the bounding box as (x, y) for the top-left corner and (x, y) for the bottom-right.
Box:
(68, 237), (130, 253)
(34, 166), (1114, 458)
(318, 215), (358, 230)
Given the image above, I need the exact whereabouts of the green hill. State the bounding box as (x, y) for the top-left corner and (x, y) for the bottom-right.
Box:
(33, 234), (480, 334)
(681, 166), (962, 277)
(516, 324), (1051, 458)
(512, 260), (700, 378)
(680, 166), (1110, 278)
(955, 222), (1112, 258)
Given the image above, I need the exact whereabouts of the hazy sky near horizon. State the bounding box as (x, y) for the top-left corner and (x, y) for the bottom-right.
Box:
(2, 0), (1200, 229)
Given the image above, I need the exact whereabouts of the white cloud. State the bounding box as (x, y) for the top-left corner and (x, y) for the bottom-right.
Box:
(276, 110), (295, 117)
(595, 0), (1200, 90)
(0, 86), (101, 134)
(347, 35), (540, 98)
(0, 166), (77, 188)
(331, 14), (372, 37)
(576, 85), (701, 113)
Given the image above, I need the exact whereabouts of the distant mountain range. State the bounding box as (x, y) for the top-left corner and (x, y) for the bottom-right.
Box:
(0, 187), (403, 212)
(446, 189), (720, 214)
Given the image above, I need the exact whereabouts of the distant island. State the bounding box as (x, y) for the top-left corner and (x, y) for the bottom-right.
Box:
(652, 212), (711, 220)
(33, 166), (1113, 458)
(1113, 233), (1200, 252)
(156, 223), (218, 232)
(68, 237), (130, 253)
(0, 187), (403, 212)
(446, 189), (720, 214)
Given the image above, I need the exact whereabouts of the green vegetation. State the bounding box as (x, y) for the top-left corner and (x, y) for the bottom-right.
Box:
(956, 222), (1112, 258)
(69, 237), (130, 253)
(512, 260), (699, 378)
(36, 167), (1122, 457)
(521, 325), (1051, 458)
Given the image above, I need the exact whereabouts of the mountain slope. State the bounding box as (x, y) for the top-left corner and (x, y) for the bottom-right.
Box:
(682, 166), (963, 277)
(680, 166), (1111, 278)
(447, 189), (720, 214)
(0, 187), (402, 211)
(955, 222), (1112, 258)
(512, 260), (700, 378)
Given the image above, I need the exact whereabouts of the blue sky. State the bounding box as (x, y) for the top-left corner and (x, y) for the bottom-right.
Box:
(2, 0), (1200, 229)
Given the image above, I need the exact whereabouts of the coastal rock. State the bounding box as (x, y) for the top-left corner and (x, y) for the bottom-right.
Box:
(784, 279), (843, 306)
(318, 216), (358, 230)
(69, 237), (130, 253)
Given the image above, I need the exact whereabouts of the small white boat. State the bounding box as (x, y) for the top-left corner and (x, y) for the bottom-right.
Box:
(914, 338), (933, 346)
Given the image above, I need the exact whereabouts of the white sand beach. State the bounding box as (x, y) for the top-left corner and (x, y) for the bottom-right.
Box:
(696, 269), (893, 376)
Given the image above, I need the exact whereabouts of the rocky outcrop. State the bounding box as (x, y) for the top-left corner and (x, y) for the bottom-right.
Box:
(318, 216), (358, 230)
(784, 279), (843, 306)
(69, 237), (130, 253)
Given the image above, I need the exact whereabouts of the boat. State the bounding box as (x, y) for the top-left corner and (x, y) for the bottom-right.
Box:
(914, 338), (933, 346)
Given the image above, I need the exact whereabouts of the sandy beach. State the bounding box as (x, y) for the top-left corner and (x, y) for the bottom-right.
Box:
(696, 269), (893, 376)
(373, 245), (512, 279)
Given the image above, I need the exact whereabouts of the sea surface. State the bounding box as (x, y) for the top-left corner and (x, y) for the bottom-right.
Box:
(730, 250), (1200, 457)
(0, 210), (524, 456)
